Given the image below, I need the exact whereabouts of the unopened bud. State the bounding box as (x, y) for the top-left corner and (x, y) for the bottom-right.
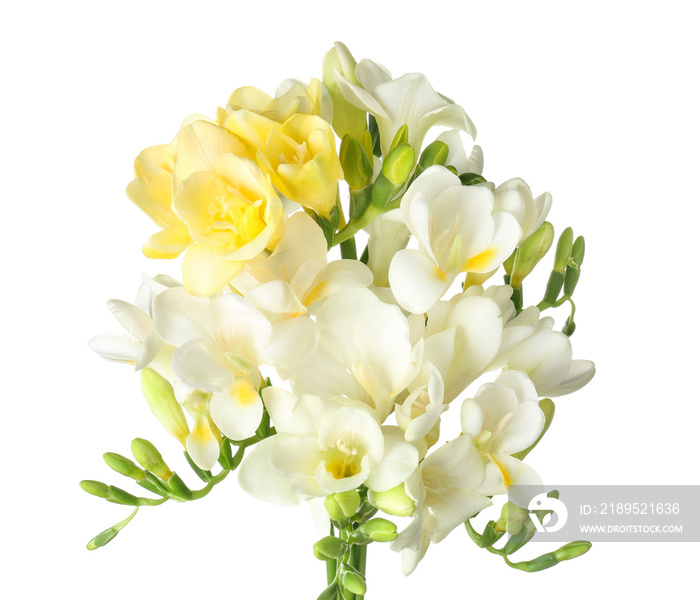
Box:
(459, 172), (487, 186)
(570, 236), (585, 267)
(367, 484), (415, 517)
(80, 480), (110, 499)
(313, 536), (348, 561)
(554, 540), (592, 561)
(389, 124), (409, 154)
(131, 438), (172, 481)
(495, 501), (530, 535)
(140, 368), (190, 447)
(360, 518), (397, 542)
(510, 222), (555, 288)
(325, 490), (362, 521)
(322, 42), (366, 140)
(339, 564), (367, 596)
(382, 143), (415, 186)
(166, 472), (192, 500)
(340, 135), (373, 191)
(554, 227), (574, 273)
(103, 452), (144, 481)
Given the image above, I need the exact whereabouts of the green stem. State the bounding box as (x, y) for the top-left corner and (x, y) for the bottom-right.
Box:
(340, 237), (358, 260)
(332, 204), (381, 246)
(354, 544), (367, 600)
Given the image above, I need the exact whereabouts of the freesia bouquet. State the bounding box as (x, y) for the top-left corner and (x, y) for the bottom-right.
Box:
(83, 42), (595, 598)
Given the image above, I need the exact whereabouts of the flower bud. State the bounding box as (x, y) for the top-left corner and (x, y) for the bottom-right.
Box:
(570, 235), (585, 267)
(103, 452), (145, 481)
(418, 140), (449, 170)
(107, 485), (141, 506)
(367, 484), (415, 517)
(325, 490), (362, 521)
(131, 438), (172, 481)
(389, 124), (409, 154)
(542, 270), (565, 306)
(554, 540), (592, 561)
(339, 564), (367, 596)
(359, 518), (397, 542)
(140, 368), (190, 447)
(340, 135), (373, 191)
(495, 501), (530, 535)
(564, 265), (581, 297)
(316, 583), (339, 600)
(554, 227), (574, 273)
(382, 143), (415, 186)
(322, 42), (366, 140)
(166, 472), (192, 500)
(313, 536), (348, 561)
(80, 480), (110, 499)
(459, 172), (487, 186)
(510, 222), (554, 288)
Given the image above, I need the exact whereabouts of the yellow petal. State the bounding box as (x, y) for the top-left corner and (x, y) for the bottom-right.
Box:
(143, 223), (192, 259)
(126, 173), (178, 228)
(182, 243), (244, 297)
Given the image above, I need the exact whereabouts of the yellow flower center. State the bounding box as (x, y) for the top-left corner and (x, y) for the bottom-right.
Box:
(207, 179), (267, 247)
(325, 439), (361, 480)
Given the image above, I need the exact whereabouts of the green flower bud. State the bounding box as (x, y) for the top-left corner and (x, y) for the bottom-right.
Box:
(554, 540), (592, 561)
(166, 472), (192, 501)
(322, 42), (366, 141)
(360, 518), (397, 542)
(507, 552), (559, 572)
(459, 172), (488, 186)
(563, 315), (576, 336)
(140, 369), (190, 447)
(570, 236), (585, 267)
(410, 140), (449, 181)
(131, 438), (172, 481)
(554, 227), (574, 273)
(367, 484), (416, 517)
(103, 452), (144, 481)
(510, 222), (555, 288)
(389, 124), (409, 154)
(495, 501), (530, 536)
(564, 265), (581, 297)
(340, 564), (367, 596)
(86, 507), (138, 551)
(340, 135), (373, 191)
(313, 536), (348, 561)
(382, 143), (415, 186)
(106, 485), (141, 505)
(80, 480), (110, 499)
(542, 270), (565, 305)
(325, 490), (362, 521)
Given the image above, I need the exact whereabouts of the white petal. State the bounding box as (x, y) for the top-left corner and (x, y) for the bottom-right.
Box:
(206, 294), (271, 361)
(269, 434), (323, 478)
(262, 388), (326, 437)
(186, 414), (220, 471)
(245, 281), (307, 318)
(106, 299), (154, 341)
(365, 429), (419, 492)
(389, 248), (451, 314)
(547, 359), (596, 397)
(460, 399), (484, 438)
(152, 287), (209, 347)
(88, 333), (139, 364)
(171, 339), (233, 392)
(238, 437), (305, 505)
(262, 316), (319, 370)
(210, 381), (263, 440)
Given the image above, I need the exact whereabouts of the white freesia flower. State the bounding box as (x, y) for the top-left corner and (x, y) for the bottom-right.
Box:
(89, 275), (178, 378)
(492, 306), (596, 397)
(154, 289), (318, 441)
(233, 211), (372, 317)
(238, 389), (419, 505)
(411, 288), (508, 404)
(282, 288), (421, 423)
(462, 370), (544, 496)
(335, 57), (475, 156)
(391, 436), (491, 575)
(493, 178), (552, 243)
(364, 209), (410, 288)
(389, 166), (522, 314)
(435, 129), (484, 175)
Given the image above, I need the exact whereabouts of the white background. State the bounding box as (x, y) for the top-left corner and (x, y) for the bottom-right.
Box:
(2, 1), (698, 598)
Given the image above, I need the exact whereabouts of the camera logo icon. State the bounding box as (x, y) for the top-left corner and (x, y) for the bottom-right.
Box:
(528, 493), (568, 533)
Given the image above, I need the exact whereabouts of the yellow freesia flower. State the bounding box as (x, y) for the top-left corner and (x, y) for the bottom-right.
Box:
(225, 111), (341, 218)
(172, 123), (283, 296)
(217, 78), (328, 125)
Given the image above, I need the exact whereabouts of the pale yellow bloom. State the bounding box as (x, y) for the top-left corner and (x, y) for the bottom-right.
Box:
(217, 78), (328, 125)
(225, 111), (341, 217)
